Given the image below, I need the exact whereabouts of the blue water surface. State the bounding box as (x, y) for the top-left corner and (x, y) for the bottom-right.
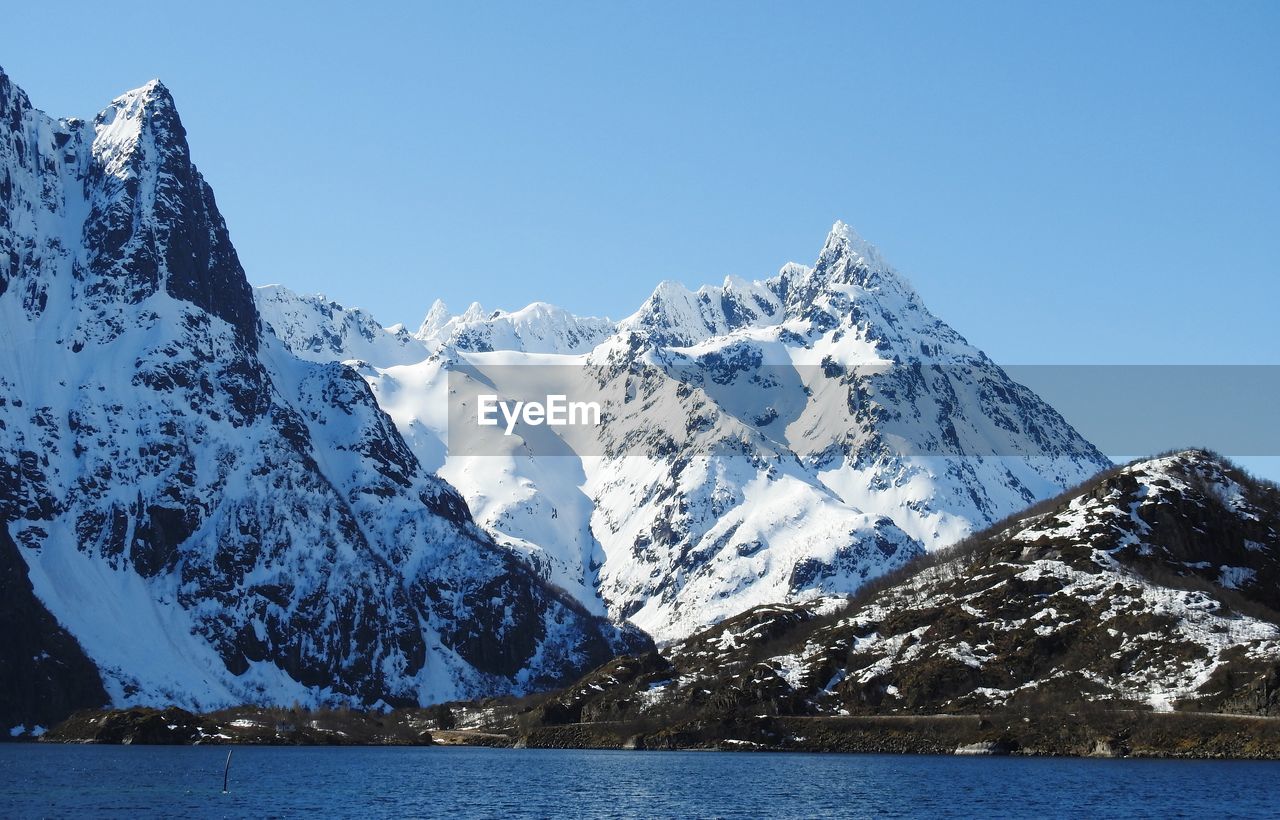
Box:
(1, 745), (1276, 818)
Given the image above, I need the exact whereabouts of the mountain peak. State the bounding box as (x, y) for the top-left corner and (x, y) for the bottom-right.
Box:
(78, 74), (261, 349)
(93, 77), (186, 172)
(416, 298), (451, 338)
(459, 301), (487, 322)
(818, 220), (889, 276)
(0, 65), (33, 118)
(101, 78), (178, 126)
(124, 77), (170, 97)
(786, 220), (925, 319)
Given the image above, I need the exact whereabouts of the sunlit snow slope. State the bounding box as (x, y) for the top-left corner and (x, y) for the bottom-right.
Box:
(261, 223), (1111, 642)
(0, 69), (643, 722)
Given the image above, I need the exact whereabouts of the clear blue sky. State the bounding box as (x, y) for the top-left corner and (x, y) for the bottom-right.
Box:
(4, 1), (1278, 470)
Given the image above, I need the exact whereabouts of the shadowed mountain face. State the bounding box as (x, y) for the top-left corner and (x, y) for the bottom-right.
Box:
(0, 520), (108, 733)
(0, 69), (646, 729)
(504, 451), (1280, 737)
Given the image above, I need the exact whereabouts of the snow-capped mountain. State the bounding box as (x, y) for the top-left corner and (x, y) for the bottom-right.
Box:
(498, 450), (1280, 740)
(0, 69), (643, 729)
(414, 299), (615, 355)
(255, 285), (428, 366)
(261, 222), (1112, 642)
(669, 450), (1280, 715)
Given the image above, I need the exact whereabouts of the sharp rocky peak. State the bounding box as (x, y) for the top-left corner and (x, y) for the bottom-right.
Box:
(82, 74), (260, 348)
(2, 70), (645, 721)
(779, 220), (922, 312)
(105, 78), (174, 114)
(615, 220), (926, 348)
(417, 298), (452, 338)
(1, 69), (258, 349)
(0, 66), (33, 122)
(819, 220), (886, 271)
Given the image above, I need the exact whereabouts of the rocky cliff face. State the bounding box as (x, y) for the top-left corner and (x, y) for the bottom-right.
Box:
(506, 451), (1280, 734)
(0, 520), (107, 735)
(0, 68), (644, 728)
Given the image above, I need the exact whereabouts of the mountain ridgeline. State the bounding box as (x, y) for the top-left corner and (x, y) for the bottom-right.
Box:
(49, 451), (1280, 757)
(260, 221), (1114, 643)
(441, 451), (1280, 755)
(0, 69), (645, 733)
(7, 71), (1267, 749)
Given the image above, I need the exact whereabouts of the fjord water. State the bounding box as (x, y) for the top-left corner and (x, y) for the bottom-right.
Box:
(2, 746), (1277, 818)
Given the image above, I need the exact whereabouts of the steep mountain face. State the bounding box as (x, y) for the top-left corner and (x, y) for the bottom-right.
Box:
(0, 69), (642, 725)
(502, 451), (1280, 739)
(574, 224), (1111, 640)
(0, 520), (107, 735)
(261, 223), (1111, 643)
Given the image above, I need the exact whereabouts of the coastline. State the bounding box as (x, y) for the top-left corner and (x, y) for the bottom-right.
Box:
(32, 707), (1280, 760)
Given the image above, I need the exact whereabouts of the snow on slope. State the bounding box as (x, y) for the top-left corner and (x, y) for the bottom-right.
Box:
(416, 299), (615, 354)
(0, 69), (642, 716)
(455, 454), (1280, 747)
(256, 285), (428, 366)
(260, 223), (1111, 643)
(346, 349), (610, 613)
(512, 452), (1280, 738)
(661, 450), (1280, 716)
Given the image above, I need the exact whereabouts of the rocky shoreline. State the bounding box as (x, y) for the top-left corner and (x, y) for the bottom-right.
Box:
(512, 713), (1280, 759)
(14, 452), (1279, 763)
(29, 706), (1280, 760)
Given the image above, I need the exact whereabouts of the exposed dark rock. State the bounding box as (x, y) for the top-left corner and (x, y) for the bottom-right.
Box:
(0, 67), (647, 728)
(0, 523), (109, 733)
(44, 705), (438, 746)
(433, 451), (1280, 758)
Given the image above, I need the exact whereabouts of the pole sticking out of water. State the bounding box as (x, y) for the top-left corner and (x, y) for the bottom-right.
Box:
(223, 749), (233, 794)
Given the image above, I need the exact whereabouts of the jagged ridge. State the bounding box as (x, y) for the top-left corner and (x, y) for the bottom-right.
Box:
(506, 450), (1280, 740)
(0, 69), (646, 732)
(261, 220), (1111, 642)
